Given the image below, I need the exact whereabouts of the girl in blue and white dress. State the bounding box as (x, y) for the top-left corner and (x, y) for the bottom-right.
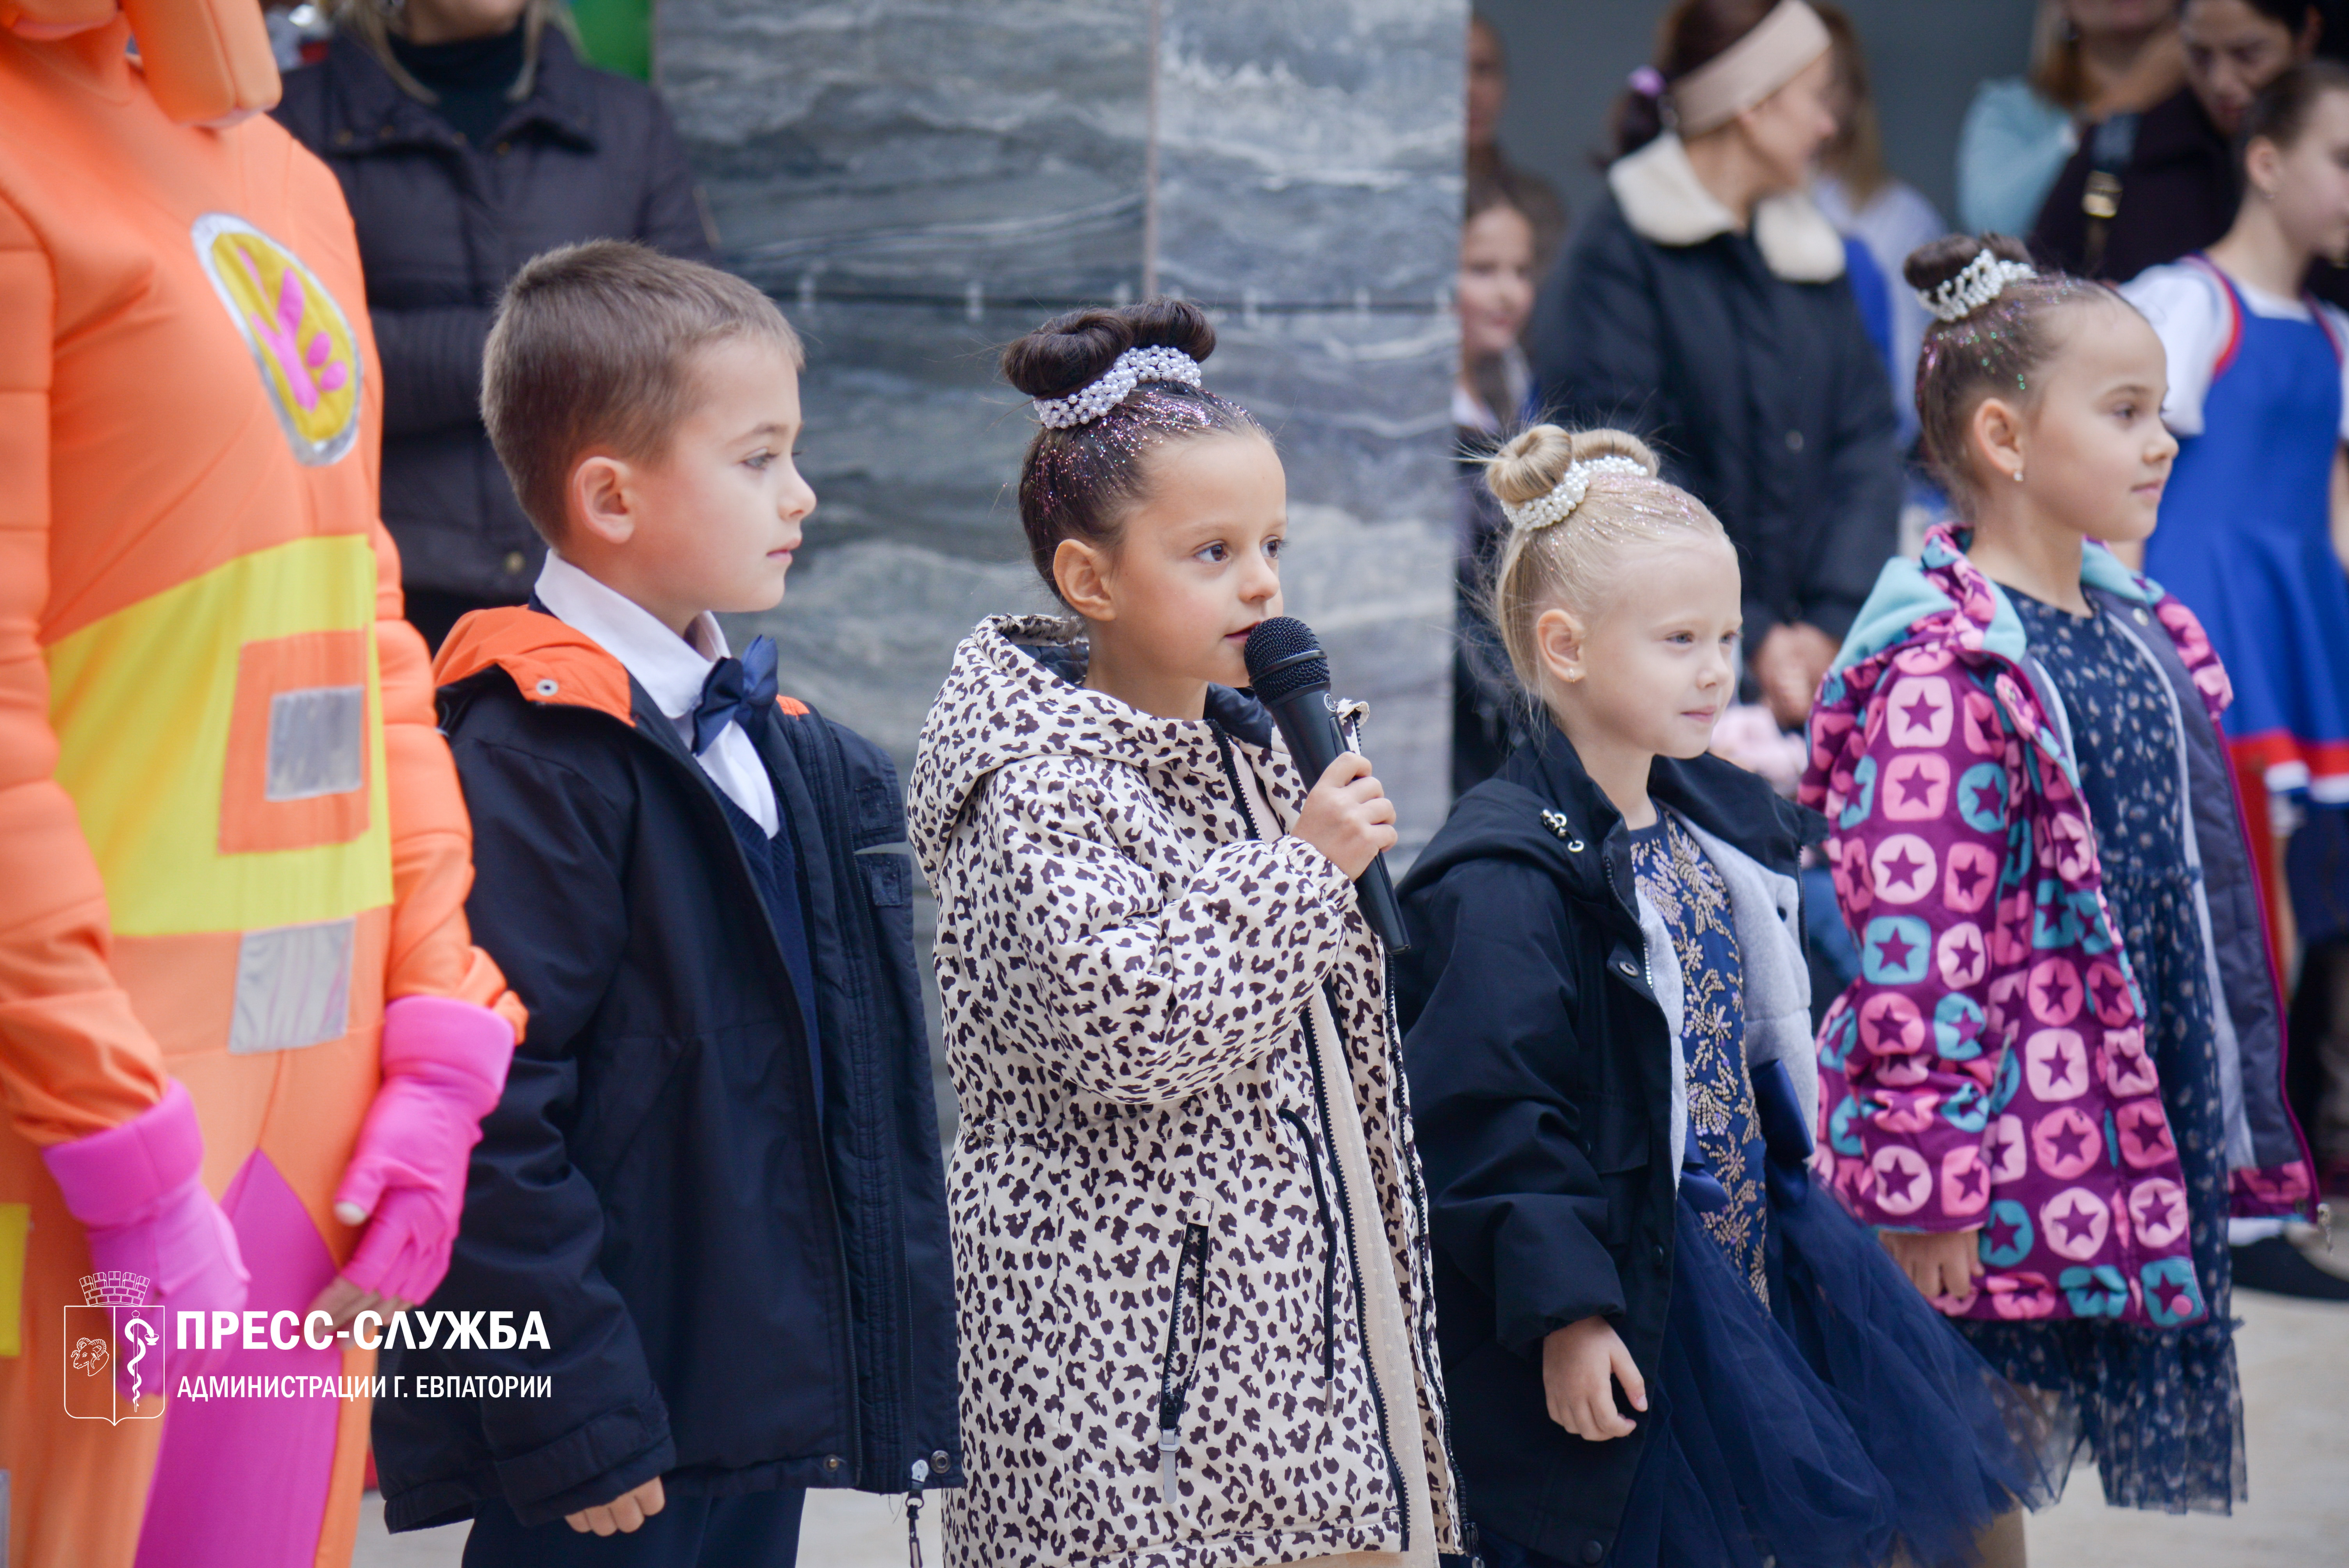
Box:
(2122, 63), (2349, 920)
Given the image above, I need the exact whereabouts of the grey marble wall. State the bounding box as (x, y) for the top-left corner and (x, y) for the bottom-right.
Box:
(659, 5), (1464, 1122)
(659, 0), (1465, 824)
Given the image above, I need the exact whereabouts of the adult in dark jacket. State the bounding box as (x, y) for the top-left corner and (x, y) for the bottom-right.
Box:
(274, 0), (715, 647)
(369, 609), (958, 1534)
(1395, 727), (1820, 1565)
(2032, 0), (2349, 303)
(1528, 0), (1901, 730)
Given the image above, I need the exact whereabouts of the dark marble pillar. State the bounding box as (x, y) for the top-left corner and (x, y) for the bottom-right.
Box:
(658, 8), (1464, 1118)
(659, 0), (1465, 817)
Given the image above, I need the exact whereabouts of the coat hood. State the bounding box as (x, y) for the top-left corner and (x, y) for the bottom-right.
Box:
(434, 604), (638, 725)
(1821, 524), (2230, 734)
(1607, 132), (1846, 283)
(907, 615), (1274, 877)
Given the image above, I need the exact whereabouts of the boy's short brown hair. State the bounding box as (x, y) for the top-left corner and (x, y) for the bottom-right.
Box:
(482, 240), (803, 540)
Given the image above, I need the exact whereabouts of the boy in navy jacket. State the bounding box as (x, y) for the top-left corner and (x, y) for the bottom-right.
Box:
(372, 240), (956, 1565)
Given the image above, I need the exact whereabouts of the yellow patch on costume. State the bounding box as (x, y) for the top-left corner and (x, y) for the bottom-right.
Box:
(43, 535), (392, 939)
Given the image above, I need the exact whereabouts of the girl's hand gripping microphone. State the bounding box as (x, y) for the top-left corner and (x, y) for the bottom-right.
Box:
(1244, 616), (1412, 952)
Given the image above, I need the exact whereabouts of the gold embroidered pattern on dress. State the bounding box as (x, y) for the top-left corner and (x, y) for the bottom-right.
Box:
(1633, 815), (1771, 1304)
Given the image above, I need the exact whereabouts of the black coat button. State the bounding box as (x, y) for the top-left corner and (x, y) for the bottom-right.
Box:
(1582, 1541), (1605, 1564)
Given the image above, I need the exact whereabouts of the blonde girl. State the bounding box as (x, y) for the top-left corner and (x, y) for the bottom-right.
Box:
(1399, 427), (2057, 1568)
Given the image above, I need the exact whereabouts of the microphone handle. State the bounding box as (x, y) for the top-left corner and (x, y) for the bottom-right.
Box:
(1263, 690), (1413, 953)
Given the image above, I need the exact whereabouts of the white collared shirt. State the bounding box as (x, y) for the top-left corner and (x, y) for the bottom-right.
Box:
(534, 552), (780, 835)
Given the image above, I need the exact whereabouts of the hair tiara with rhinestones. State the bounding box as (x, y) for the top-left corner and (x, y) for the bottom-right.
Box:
(1918, 249), (2039, 324)
(1500, 454), (1653, 533)
(1030, 345), (1204, 429)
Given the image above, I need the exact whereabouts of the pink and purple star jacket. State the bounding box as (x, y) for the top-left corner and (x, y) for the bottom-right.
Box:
(1801, 527), (2316, 1327)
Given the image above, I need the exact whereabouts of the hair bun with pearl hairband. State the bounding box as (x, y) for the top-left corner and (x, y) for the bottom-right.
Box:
(1030, 345), (1204, 429)
(1500, 455), (1653, 533)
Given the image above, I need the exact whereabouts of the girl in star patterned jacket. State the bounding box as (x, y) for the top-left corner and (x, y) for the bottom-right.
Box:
(1805, 233), (2319, 1514)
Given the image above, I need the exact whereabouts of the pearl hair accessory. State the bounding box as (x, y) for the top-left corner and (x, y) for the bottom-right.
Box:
(1031, 345), (1204, 429)
(1500, 454), (1651, 532)
(1919, 249), (2038, 324)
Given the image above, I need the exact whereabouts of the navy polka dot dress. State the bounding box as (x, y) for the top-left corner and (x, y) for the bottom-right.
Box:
(1967, 590), (2245, 1513)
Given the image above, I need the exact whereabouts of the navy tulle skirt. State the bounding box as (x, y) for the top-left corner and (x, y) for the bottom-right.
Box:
(1598, 1179), (2071, 1568)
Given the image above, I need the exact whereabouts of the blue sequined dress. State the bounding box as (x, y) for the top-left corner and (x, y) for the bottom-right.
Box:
(1966, 590), (2246, 1513)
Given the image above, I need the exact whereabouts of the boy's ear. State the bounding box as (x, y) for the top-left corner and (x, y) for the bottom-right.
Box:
(570, 454), (635, 548)
(1053, 537), (1115, 622)
(1968, 395), (2027, 487)
(1534, 605), (1588, 687)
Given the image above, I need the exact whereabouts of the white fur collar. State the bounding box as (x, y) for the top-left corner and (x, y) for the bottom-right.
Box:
(1607, 133), (1846, 283)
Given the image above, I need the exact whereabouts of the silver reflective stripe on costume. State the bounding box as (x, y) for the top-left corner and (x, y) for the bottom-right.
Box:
(228, 918), (355, 1054)
(264, 685), (365, 801)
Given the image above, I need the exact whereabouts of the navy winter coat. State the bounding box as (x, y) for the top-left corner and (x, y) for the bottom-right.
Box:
(371, 608), (957, 1531)
(1395, 725), (1819, 1565)
(1527, 134), (1901, 645)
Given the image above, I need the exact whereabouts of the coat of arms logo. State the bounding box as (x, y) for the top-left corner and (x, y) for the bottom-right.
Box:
(64, 1271), (166, 1424)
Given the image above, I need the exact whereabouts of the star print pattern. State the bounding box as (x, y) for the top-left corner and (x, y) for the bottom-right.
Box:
(1630, 816), (1771, 1305)
(1802, 533), (2253, 1512)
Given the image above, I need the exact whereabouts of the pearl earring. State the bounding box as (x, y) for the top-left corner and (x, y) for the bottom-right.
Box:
(2013, 466), (2025, 483)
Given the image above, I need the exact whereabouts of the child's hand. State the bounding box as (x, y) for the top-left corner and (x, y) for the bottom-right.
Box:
(566, 1475), (666, 1536)
(1880, 1227), (1984, 1303)
(1541, 1315), (1647, 1441)
(1291, 752), (1398, 880)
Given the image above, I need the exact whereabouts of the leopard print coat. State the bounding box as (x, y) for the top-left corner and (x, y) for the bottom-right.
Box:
(909, 617), (1463, 1568)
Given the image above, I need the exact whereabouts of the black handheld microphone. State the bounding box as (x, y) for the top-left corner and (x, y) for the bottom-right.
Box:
(1243, 617), (1411, 953)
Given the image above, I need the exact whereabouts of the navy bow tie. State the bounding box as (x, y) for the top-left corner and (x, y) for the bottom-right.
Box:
(691, 635), (778, 754)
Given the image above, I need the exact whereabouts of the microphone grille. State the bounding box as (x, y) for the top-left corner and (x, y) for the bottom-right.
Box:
(1244, 617), (1330, 703)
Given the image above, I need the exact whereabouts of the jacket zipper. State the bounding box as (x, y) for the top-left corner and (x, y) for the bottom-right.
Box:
(1212, 722), (1409, 1546)
(1602, 853), (1657, 997)
(1276, 1107), (1341, 1387)
(904, 1456), (930, 1568)
(1155, 1220), (1212, 1508)
(1209, 723), (1260, 839)
(788, 716), (942, 1536)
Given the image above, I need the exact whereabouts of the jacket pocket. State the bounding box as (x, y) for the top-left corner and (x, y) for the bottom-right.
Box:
(1587, 1096), (1650, 1248)
(1276, 1108), (1341, 1390)
(858, 847), (912, 908)
(1155, 1218), (1212, 1510)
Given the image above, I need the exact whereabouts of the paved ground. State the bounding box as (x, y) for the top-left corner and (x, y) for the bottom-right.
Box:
(355, 1269), (2348, 1568)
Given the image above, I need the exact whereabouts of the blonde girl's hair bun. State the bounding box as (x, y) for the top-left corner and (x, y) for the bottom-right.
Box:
(1484, 425), (1661, 512)
(1477, 424), (1723, 697)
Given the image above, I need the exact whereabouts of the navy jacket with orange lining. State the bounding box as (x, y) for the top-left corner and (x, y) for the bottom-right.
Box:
(371, 607), (957, 1530)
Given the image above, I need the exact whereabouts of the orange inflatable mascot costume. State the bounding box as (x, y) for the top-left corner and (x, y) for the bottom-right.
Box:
(0, 0), (523, 1563)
